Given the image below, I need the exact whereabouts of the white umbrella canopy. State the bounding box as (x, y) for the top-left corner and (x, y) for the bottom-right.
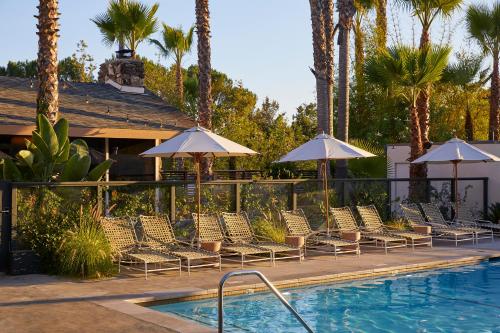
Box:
(140, 126), (257, 158)
(277, 133), (376, 233)
(140, 126), (258, 240)
(412, 138), (500, 164)
(278, 133), (376, 162)
(411, 137), (500, 219)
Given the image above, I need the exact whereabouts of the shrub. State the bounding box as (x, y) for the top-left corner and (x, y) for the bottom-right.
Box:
(58, 206), (114, 278)
(252, 217), (286, 243)
(386, 219), (409, 231)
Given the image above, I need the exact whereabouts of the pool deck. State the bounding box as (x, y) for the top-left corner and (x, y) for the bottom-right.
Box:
(1, 240), (500, 333)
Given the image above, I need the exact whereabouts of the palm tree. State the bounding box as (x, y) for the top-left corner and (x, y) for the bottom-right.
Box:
(442, 54), (484, 140)
(396, 0), (462, 147)
(195, 0), (213, 130)
(466, 2), (500, 141)
(353, 0), (375, 119)
(309, 0), (326, 134)
(374, 0), (387, 50)
(92, 0), (159, 58)
(36, 0), (59, 125)
(195, 0), (213, 177)
(150, 24), (194, 107)
(366, 45), (450, 198)
(322, 0), (335, 135)
(336, 0), (356, 178)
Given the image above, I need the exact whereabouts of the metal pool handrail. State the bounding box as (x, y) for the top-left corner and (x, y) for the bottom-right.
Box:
(218, 270), (314, 333)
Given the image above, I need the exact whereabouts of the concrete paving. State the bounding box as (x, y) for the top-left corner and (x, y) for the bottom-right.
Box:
(1, 240), (500, 333)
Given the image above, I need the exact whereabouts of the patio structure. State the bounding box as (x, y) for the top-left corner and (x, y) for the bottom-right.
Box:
(0, 58), (194, 181)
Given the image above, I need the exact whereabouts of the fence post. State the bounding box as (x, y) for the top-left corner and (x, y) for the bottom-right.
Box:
(233, 183), (241, 213)
(97, 184), (103, 216)
(483, 178), (488, 217)
(386, 179), (392, 218)
(0, 182), (12, 272)
(170, 185), (176, 223)
(290, 183), (297, 211)
(450, 178), (456, 206)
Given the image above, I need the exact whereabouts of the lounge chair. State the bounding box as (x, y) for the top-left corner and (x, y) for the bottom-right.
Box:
(138, 215), (221, 274)
(401, 203), (475, 247)
(420, 203), (492, 244)
(193, 213), (274, 268)
(280, 209), (360, 257)
(331, 206), (407, 254)
(454, 206), (499, 237)
(220, 212), (303, 264)
(100, 217), (181, 279)
(356, 205), (432, 250)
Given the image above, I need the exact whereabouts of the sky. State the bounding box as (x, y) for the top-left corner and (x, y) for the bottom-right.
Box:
(0, 0), (490, 119)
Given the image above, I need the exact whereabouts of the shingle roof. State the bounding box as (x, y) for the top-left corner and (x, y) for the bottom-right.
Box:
(0, 76), (194, 132)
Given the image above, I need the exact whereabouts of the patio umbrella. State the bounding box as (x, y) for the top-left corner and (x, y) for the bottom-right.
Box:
(140, 126), (258, 240)
(411, 137), (500, 219)
(276, 133), (376, 234)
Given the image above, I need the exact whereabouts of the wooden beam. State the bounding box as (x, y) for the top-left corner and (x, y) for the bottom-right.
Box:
(0, 125), (181, 140)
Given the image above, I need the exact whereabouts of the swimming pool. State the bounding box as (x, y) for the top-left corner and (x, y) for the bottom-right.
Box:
(149, 261), (500, 332)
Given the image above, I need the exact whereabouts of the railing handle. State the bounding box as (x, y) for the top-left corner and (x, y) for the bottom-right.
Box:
(218, 270), (314, 333)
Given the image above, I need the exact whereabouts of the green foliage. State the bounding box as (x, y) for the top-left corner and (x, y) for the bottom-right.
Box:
(149, 24), (194, 62)
(1, 115), (113, 182)
(386, 218), (410, 230)
(366, 44), (451, 106)
(348, 138), (388, 178)
(487, 202), (500, 223)
(59, 41), (96, 82)
(0, 60), (37, 78)
(92, 0), (159, 56)
(16, 187), (96, 272)
(252, 217), (286, 243)
(58, 206), (114, 278)
(466, 2), (500, 56)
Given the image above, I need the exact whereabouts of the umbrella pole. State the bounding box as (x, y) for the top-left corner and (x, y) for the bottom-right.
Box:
(195, 154), (202, 245)
(453, 161), (459, 220)
(323, 160), (330, 235)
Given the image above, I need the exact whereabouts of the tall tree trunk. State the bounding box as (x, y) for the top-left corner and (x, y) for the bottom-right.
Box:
(322, 0), (334, 136)
(409, 103), (425, 201)
(464, 92), (474, 141)
(309, 0), (327, 135)
(195, 0), (213, 178)
(414, 27), (430, 179)
(353, 13), (365, 121)
(489, 49), (500, 141)
(36, 0), (59, 125)
(336, 0), (355, 179)
(175, 61), (184, 107)
(374, 0), (387, 50)
(309, 0), (328, 179)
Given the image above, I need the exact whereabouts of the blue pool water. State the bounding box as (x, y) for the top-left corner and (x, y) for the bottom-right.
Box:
(150, 261), (500, 332)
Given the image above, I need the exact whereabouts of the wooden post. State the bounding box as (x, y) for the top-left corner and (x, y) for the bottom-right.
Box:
(169, 185), (176, 223)
(154, 138), (161, 213)
(233, 183), (241, 213)
(290, 183), (298, 211)
(104, 138), (110, 216)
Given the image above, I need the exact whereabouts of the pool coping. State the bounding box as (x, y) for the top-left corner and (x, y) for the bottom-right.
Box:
(94, 254), (499, 333)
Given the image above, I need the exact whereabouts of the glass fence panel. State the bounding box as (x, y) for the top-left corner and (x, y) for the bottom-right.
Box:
(15, 186), (98, 252)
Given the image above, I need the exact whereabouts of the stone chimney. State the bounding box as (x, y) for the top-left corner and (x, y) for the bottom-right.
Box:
(98, 53), (145, 94)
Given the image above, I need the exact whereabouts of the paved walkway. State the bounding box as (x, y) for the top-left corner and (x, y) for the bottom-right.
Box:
(1, 241), (500, 333)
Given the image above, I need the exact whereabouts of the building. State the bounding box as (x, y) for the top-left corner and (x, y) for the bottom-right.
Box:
(0, 58), (194, 180)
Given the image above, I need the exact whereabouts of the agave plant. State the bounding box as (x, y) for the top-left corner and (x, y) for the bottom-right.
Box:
(1, 115), (113, 182)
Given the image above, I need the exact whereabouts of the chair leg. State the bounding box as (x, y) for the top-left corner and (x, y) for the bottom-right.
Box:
(187, 259), (191, 276)
(219, 256), (222, 271)
(385, 242), (388, 255)
(144, 262), (148, 280)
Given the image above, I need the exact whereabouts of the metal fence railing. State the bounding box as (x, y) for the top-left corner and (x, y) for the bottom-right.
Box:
(0, 177), (489, 272)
